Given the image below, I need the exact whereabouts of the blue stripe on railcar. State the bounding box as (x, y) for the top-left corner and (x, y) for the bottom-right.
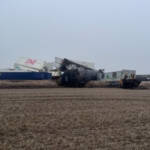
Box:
(0, 72), (51, 80)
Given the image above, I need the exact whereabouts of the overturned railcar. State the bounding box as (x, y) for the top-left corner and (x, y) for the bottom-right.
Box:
(60, 69), (100, 87)
(58, 58), (103, 87)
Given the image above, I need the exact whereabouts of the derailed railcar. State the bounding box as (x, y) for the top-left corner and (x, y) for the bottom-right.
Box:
(102, 70), (141, 88)
(55, 57), (141, 88)
(0, 71), (51, 80)
(57, 58), (104, 87)
(60, 69), (100, 87)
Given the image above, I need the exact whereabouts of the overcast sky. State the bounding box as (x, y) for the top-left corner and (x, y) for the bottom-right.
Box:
(0, 0), (150, 74)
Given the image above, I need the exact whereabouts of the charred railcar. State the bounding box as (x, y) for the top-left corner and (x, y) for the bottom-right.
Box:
(58, 58), (103, 87)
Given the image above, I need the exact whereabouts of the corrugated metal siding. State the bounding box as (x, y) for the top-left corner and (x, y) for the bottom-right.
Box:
(0, 72), (51, 80)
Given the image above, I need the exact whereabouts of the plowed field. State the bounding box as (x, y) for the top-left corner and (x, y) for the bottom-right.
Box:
(0, 88), (150, 150)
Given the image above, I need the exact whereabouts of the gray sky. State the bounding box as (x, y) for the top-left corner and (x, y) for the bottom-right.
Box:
(0, 0), (150, 74)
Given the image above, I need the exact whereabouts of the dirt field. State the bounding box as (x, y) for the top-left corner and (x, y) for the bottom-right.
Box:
(0, 88), (150, 150)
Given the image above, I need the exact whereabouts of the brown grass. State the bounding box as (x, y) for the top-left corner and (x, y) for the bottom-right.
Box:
(85, 81), (110, 88)
(0, 88), (150, 150)
(85, 81), (120, 88)
(0, 80), (58, 88)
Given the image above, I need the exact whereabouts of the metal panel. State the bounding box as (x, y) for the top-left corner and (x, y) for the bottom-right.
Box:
(72, 60), (95, 70)
(103, 70), (136, 81)
(54, 57), (95, 70)
(55, 57), (64, 69)
(14, 57), (45, 71)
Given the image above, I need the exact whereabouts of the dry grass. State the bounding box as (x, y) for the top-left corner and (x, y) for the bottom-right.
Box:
(0, 80), (58, 88)
(85, 81), (110, 88)
(0, 88), (150, 150)
(85, 81), (120, 88)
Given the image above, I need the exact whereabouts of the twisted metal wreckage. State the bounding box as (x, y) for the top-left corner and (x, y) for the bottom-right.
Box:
(56, 58), (141, 88)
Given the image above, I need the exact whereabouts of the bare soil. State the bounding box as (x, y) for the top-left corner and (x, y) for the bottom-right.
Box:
(0, 88), (150, 150)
